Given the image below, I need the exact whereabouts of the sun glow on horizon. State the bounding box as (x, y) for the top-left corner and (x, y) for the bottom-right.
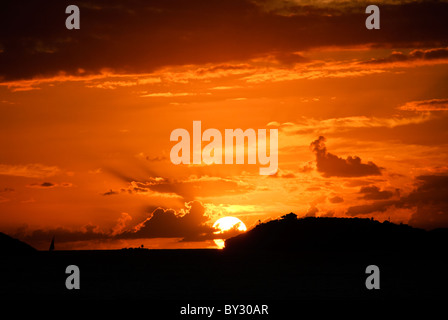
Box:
(213, 216), (247, 249)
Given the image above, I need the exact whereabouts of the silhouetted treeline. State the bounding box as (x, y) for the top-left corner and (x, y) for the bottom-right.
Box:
(224, 213), (447, 253)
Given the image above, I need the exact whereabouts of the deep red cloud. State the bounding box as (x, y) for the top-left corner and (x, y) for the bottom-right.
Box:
(346, 174), (448, 230)
(1, 0), (447, 81)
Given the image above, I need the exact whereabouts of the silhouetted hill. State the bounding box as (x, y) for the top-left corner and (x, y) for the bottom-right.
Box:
(225, 213), (445, 253)
(0, 232), (36, 255)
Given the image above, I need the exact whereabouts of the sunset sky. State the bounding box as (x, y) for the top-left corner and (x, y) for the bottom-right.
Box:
(1, 0), (447, 250)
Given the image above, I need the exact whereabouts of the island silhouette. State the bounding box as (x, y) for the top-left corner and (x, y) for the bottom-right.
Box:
(1, 215), (447, 301)
(224, 213), (446, 253)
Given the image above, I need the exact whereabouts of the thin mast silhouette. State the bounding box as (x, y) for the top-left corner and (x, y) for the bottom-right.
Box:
(49, 235), (55, 251)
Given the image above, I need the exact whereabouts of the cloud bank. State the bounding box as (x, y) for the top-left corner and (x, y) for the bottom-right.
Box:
(310, 136), (382, 177)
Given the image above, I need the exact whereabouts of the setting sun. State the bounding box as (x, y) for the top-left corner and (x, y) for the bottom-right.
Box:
(213, 217), (247, 249)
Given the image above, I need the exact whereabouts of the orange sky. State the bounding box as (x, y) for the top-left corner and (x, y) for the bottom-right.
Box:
(1, 0), (448, 250)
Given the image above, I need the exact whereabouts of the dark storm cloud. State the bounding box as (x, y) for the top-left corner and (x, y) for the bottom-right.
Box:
(15, 201), (222, 245)
(118, 201), (215, 240)
(346, 174), (448, 230)
(346, 199), (397, 216)
(358, 185), (397, 200)
(407, 175), (448, 230)
(1, 0), (447, 81)
(310, 136), (382, 177)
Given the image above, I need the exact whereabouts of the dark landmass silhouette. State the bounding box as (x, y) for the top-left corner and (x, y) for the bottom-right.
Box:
(0, 232), (36, 255)
(225, 213), (447, 253)
(0, 216), (447, 301)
